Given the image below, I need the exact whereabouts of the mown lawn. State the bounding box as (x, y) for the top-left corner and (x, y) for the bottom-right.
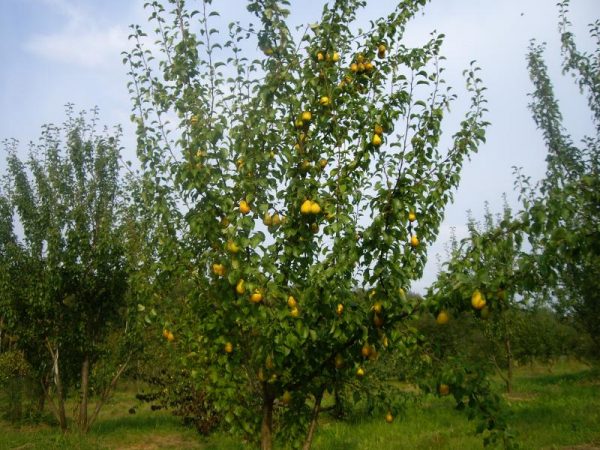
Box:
(1, 361), (598, 450)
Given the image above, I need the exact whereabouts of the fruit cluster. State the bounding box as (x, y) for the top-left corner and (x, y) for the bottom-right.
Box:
(287, 296), (299, 318)
(300, 199), (322, 215)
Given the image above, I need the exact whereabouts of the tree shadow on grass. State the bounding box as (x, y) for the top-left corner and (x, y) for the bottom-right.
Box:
(526, 369), (597, 387)
(90, 411), (182, 436)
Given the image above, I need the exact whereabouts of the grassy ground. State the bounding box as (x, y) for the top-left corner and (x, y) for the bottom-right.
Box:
(310, 362), (600, 450)
(1, 361), (598, 450)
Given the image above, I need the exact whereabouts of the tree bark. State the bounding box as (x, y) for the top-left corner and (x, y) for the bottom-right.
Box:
(79, 354), (90, 432)
(46, 341), (67, 431)
(260, 384), (274, 450)
(505, 335), (513, 393)
(302, 387), (324, 450)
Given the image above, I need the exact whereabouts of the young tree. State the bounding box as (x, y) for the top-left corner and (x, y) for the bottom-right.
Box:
(125, 1), (488, 447)
(427, 202), (537, 393)
(1, 106), (131, 432)
(525, 0), (600, 357)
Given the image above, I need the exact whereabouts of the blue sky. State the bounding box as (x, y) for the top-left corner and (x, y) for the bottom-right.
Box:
(1, 0), (597, 292)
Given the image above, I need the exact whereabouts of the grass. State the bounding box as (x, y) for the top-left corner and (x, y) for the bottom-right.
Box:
(311, 361), (600, 450)
(1, 361), (598, 450)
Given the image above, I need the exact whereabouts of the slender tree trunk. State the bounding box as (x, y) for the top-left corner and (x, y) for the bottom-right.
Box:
(37, 391), (46, 415)
(7, 378), (23, 422)
(500, 306), (514, 394)
(505, 335), (513, 393)
(79, 354), (90, 432)
(302, 387), (324, 450)
(333, 386), (344, 418)
(87, 354), (131, 431)
(47, 342), (67, 431)
(55, 373), (67, 431)
(0, 316), (4, 352)
(36, 377), (48, 415)
(260, 384), (274, 450)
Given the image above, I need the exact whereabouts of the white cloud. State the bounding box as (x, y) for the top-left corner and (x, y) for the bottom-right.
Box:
(26, 26), (128, 69)
(24, 0), (128, 69)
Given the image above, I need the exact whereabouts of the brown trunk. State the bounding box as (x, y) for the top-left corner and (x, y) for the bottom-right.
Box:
(47, 342), (68, 432)
(36, 378), (47, 414)
(333, 386), (343, 418)
(87, 354), (131, 431)
(7, 378), (23, 422)
(500, 306), (514, 394)
(505, 336), (513, 393)
(79, 354), (90, 432)
(260, 384), (274, 450)
(56, 374), (67, 430)
(302, 387), (324, 450)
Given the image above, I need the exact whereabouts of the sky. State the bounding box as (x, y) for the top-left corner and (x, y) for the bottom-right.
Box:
(0, 0), (597, 293)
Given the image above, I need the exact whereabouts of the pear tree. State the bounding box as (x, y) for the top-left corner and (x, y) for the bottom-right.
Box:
(125, 0), (488, 447)
(426, 202), (538, 394)
(525, 0), (600, 357)
(1, 107), (131, 432)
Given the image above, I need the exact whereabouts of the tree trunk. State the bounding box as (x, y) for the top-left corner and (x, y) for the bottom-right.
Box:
(302, 387), (324, 450)
(37, 391), (46, 415)
(500, 306), (514, 394)
(333, 386), (344, 418)
(47, 343), (68, 432)
(87, 354), (131, 431)
(79, 354), (90, 432)
(7, 378), (23, 422)
(56, 374), (67, 430)
(505, 335), (513, 393)
(36, 377), (48, 415)
(260, 384), (274, 450)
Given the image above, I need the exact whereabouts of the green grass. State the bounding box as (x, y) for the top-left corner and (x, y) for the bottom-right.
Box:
(311, 362), (600, 450)
(1, 361), (598, 450)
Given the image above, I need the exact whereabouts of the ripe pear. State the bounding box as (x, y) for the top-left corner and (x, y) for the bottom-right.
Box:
(310, 201), (321, 214)
(300, 200), (312, 215)
(436, 310), (450, 325)
(287, 296), (297, 308)
(471, 289), (486, 310)
(236, 279), (246, 295)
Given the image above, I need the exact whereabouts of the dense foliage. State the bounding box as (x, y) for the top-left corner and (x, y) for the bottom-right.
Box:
(523, 0), (600, 356)
(124, 0), (488, 447)
(0, 107), (132, 431)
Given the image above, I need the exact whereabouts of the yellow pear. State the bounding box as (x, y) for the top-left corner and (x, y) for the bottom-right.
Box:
(239, 200), (251, 214)
(310, 201), (321, 214)
(471, 289), (486, 310)
(436, 310), (450, 325)
(287, 296), (297, 308)
(300, 200), (312, 215)
(410, 235), (419, 247)
(385, 411), (394, 423)
(227, 240), (240, 254)
(236, 279), (246, 295)
(250, 290), (263, 303)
